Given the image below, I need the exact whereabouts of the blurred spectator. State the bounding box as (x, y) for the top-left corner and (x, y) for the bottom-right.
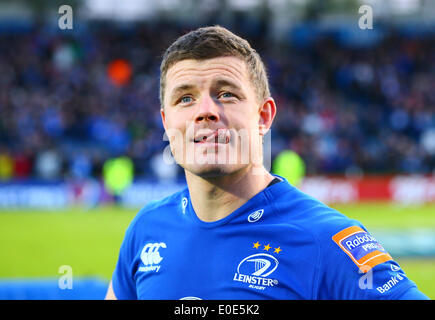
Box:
(102, 156), (134, 202)
(107, 59), (132, 87)
(69, 152), (92, 180)
(272, 150), (306, 187)
(34, 150), (62, 180)
(0, 152), (13, 180)
(13, 151), (33, 179)
(421, 128), (435, 156)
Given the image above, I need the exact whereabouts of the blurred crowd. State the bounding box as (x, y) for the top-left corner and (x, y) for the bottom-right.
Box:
(0, 19), (434, 181)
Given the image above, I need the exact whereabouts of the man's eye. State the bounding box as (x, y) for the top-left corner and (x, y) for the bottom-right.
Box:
(179, 96), (193, 104)
(219, 92), (235, 99)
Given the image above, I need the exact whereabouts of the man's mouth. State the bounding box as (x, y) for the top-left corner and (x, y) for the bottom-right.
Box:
(193, 129), (230, 144)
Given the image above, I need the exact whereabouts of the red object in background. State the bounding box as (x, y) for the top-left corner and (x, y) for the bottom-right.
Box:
(357, 176), (392, 200)
(107, 59), (132, 86)
(300, 175), (435, 204)
(14, 153), (32, 178)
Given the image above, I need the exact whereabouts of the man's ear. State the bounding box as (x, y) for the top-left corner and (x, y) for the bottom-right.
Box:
(258, 97), (276, 136)
(160, 108), (167, 131)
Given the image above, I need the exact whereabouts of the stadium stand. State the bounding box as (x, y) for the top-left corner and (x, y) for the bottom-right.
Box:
(0, 21), (433, 182)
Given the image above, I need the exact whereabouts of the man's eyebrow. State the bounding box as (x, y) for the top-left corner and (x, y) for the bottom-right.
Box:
(169, 84), (196, 99)
(169, 79), (243, 100)
(213, 79), (242, 91)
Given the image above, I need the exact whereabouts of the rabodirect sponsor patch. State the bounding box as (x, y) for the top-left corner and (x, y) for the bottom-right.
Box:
(332, 226), (392, 273)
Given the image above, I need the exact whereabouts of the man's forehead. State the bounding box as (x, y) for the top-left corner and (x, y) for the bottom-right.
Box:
(166, 56), (248, 86)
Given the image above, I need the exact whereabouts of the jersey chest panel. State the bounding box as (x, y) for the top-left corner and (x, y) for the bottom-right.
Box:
(133, 224), (316, 300)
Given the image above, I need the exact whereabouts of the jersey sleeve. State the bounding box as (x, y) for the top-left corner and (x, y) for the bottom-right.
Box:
(316, 222), (428, 300)
(111, 222), (138, 300)
(396, 286), (429, 300)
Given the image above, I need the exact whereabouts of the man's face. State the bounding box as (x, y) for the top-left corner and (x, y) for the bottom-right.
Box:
(161, 56), (275, 178)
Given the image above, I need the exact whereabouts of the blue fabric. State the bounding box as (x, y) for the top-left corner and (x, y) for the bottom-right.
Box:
(397, 286), (429, 300)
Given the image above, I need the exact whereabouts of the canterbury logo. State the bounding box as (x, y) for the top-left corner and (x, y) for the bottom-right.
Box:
(138, 242), (166, 273)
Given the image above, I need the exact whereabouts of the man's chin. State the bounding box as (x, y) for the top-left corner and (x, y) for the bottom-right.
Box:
(183, 163), (246, 179)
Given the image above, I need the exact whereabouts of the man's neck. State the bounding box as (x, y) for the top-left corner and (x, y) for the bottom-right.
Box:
(185, 165), (275, 222)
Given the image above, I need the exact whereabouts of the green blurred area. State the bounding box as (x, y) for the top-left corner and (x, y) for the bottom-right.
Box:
(331, 202), (435, 229)
(0, 202), (434, 299)
(0, 206), (136, 280)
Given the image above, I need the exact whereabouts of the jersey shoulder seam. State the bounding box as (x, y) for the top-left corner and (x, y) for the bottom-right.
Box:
(270, 195), (324, 300)
(129, 188), (187, 231)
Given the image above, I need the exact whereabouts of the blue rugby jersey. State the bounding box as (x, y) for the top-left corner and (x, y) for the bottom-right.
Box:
(111, 176), (428, 300)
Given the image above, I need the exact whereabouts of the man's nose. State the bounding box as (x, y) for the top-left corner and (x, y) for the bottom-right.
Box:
(195, 95), (220, 123)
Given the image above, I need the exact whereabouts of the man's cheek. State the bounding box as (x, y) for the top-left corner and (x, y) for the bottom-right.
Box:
(163, 128), (185, 161)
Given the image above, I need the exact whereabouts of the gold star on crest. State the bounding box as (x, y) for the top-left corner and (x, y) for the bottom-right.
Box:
(274, 247), (282, 254)
(253, 241), (261, 249)
(263, 244), (271, 251)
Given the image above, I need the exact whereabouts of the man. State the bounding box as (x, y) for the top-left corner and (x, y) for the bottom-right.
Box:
(106, 26), (428, 300)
